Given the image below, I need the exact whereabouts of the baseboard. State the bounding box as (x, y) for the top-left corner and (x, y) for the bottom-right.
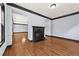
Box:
(7, 45), (12, 47)
(45, 35), (53, 37)
(45, 35), (79, 42)
(13, 32), (28, 34)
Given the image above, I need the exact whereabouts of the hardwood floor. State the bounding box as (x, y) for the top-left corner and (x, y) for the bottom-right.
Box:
(3, 32), (79, 56)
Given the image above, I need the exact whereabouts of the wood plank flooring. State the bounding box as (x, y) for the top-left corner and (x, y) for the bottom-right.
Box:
(3, 32), (79, 56)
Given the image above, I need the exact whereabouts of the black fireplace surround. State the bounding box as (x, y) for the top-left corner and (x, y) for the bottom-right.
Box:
(33, 26), (45, 42)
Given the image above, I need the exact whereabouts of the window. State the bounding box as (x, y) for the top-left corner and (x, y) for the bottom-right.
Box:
(0, 3), (5, 46)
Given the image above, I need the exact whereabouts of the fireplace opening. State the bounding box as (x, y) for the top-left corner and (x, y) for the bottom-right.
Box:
(33, 26), (45, 42)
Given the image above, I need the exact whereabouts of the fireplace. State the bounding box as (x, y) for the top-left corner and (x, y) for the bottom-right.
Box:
(33, 26), (45, 42)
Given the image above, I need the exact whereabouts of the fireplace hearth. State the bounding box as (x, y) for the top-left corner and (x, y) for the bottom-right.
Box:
(33, 26), (45, 42)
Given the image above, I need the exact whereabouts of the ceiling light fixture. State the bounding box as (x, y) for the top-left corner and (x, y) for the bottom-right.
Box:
(50, 4), (56, 8)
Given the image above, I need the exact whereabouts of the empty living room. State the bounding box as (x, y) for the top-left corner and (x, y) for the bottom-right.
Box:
(0, 2), (79, 56)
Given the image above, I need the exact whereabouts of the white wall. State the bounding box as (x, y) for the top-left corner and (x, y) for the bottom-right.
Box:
(5, 5), (13, 46)
(13, 24), (28, 32)
(52, 14), (79, 40)
(28, 13), (49, 41)
(45, 20), (52, 36)
(63, 24), (79, 40)
(13, 13), (28, 33)
(0, 4), (12, 55)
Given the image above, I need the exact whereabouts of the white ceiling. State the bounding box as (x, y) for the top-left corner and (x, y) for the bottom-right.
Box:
(15, 3), (79, 18)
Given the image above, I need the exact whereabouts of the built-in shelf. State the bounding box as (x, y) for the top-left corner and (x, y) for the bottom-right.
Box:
(13, 23), (28, 25)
